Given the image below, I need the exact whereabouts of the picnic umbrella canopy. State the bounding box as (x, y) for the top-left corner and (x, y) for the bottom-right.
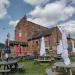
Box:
(16, 44), (21, 56)
(5, 33), (10, 48)
(5, 33), (11, 53)
(40, 37), (46, 56)
(57, 40), (63, 54)
(18, 44), (22, 54)
(57, 26), (71, 65)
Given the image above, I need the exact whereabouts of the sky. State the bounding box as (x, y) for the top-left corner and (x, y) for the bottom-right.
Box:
(0, 0), (75, 43)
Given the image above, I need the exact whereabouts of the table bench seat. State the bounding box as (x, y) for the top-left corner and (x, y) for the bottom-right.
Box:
(0, 69), (10, 75)
(34, 58), (54, 64)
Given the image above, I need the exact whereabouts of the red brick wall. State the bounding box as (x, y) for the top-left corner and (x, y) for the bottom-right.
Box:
(14, 16), (48, 56)
(15, 17), (28, 42)
(15, 16), (48, 42)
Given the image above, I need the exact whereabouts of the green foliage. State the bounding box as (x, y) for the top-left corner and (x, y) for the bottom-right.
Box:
(0, 43), (5, 49)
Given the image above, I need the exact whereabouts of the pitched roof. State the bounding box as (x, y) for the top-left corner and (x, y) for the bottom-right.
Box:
(28, 27), (58, 40)
(16, 16), (48, 30)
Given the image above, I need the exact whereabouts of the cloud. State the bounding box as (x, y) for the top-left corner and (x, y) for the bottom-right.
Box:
(56, 0), (75, 5)
(28, 1), (75, 27)
(58, 20), (75, 33)
(24, 0), (49, 5)
(27, 17), (56, 28)
(9, 20), (19, 27)
(0, 0), (10, 19)
(71, 0), (75, 4)
(57, 20), (75, 38)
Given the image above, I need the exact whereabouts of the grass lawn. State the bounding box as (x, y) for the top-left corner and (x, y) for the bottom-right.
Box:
(13, 60), (53, 75)
(70, 56), (75, 62)
(13, 57), (75, 75)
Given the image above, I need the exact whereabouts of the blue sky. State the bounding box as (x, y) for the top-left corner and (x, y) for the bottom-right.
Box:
(0, 0), (33, 43)
(0, 0), (75, 43)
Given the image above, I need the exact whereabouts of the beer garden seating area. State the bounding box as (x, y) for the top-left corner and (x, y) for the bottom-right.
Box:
(0, 44), (75, 75)
(0, 42), (75, 75)
(0, 55), (74, 75)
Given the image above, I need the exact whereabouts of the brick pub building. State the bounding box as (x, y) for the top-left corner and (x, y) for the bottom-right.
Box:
(10, 16), (49, 56)
(10, 16), (75, 57)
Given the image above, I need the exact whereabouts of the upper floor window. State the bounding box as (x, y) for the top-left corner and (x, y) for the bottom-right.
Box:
(19, 30), (22, 37)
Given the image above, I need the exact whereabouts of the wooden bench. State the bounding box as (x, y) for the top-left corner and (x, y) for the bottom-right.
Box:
(0, 69), (10, 75)
(34, 58), (54, 64)
(46, 68), (55, 75)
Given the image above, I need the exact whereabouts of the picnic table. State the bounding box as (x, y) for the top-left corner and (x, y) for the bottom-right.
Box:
(0, 59), (18, 70)
(0, 59), (18, 75)
(34, 56), (54, 64)
(54, 62), (75, 75)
